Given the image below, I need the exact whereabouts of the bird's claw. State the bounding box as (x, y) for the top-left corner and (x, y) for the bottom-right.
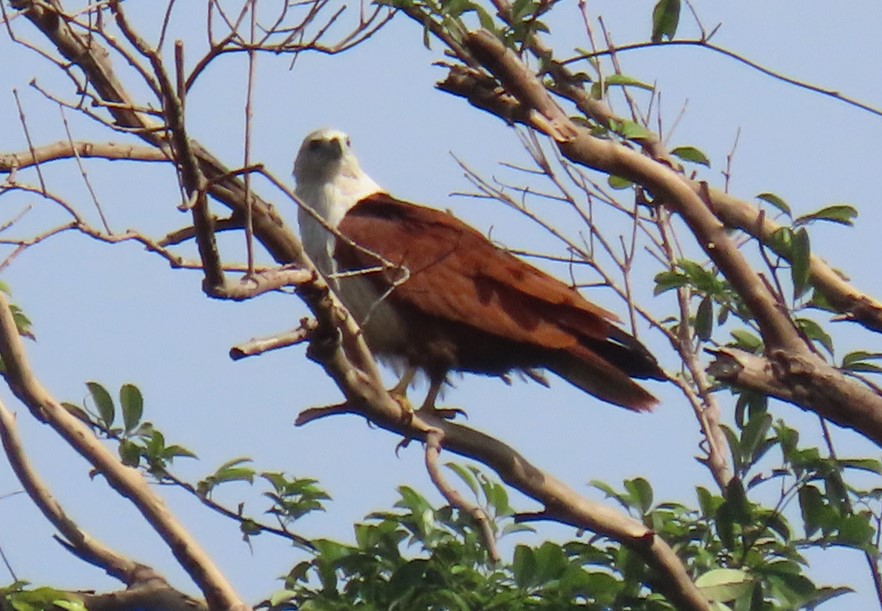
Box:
(394, 436), (413, 456)
(418, 405), (468, 421)
(388, 388), (415, 425)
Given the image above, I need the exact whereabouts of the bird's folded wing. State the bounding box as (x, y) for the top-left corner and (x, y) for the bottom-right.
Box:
(336, 193), (618, 350)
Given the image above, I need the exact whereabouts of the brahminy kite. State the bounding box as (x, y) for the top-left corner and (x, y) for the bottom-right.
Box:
(294, 128), (664, 412)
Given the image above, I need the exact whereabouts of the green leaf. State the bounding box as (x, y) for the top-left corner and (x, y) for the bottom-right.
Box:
(740, 412), (773, 466)
(474, 5), (496, 31)
(671, 145), (711, 167)
(837, 457), (882, 474)
(444, 462), (480, 498)
(607, 174), (633, 190)
(604, 74), (654, 91)
(695, 568), (753, 603)
(614, 119), (653, 141)
(756, 192), (791, 216)
(696, 486), (723, 517)
(533, 541), (567, 583)
(203, 457), (256, 492)
(729, 329), (763, 353)
(794, 204), (857, 227)
(653, 270), (688, 295)
(809, 587), (855, 607)
(766, 226), (793, 256)
(441, 0), (470, 19)
(510, 0), (533, 22)
(163, 444), (197, 460)
(651, 0), (681, 42)
(9, 305), (34, 339)
(841, 351), (882, 373)
(836, 513), (874, 548)
(798, 485), (825, 537)
(87, 381), (115, 428)
(590, 479), (629, 510)
(724, 477), (751, 523)
(695, 296), (713, 341)
(790, 227), (811, 299)
(119, 383), (144, 434)
(795, 317), (834, 356)
(268, 589), (298, 606)
(624, 477), (654, 514)
(512, 545), (536, 588)
(118, 439), (141, 467)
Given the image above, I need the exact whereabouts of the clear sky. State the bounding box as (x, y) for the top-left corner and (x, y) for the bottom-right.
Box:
(1, 2), (881, 609)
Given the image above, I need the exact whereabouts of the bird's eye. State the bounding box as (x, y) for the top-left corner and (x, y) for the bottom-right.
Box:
(308, 139), (321, 150)
(345, 137), (351, 147)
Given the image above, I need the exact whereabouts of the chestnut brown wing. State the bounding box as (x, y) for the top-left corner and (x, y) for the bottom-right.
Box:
(336, 193), (661, 410)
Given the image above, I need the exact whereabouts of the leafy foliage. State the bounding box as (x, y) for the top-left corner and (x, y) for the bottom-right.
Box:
(0, 582), (86, 611)
(274, 478), (679, 610)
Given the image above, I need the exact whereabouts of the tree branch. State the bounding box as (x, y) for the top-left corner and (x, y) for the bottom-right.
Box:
(0, 292), (248, 611)
(0, 399), (145, 582)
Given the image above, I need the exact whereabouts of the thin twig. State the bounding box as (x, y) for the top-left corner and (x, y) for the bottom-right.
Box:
(563, 39), (882, 119)
(11, 89), (46, 193)
(424, 429), (500, 563)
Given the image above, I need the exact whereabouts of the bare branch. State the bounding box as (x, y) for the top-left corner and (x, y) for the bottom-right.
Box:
(0, 141), (168, 174)
(563, 39), (882, 119)
(0, 399), (143, 582)
(424, 429), (500, 563)
(230, 319), (317, 360)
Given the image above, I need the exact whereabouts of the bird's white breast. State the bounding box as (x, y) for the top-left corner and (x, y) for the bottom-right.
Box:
(296, 182), (411, 361)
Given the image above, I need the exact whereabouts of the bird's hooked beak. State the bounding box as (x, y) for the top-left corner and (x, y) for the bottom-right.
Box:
(307, 132), (350, 160)
(313, 136), (341, 157)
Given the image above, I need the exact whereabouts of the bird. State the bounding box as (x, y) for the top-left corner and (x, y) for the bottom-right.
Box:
(293, 128), (665, 412)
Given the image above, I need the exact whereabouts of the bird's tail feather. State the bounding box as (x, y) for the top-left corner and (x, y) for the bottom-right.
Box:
(547, 353), (659, 412)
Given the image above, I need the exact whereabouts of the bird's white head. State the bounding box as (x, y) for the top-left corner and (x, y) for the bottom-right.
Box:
(293, 129), (382, 210)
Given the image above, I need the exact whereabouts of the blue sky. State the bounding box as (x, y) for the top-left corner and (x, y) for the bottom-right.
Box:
(1, 2), (882, 608)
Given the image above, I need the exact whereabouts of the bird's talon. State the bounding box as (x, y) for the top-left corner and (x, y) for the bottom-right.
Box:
(394, 437), (413, 456)
(389, 389), (415, 424)
(419, 405), (467, 421)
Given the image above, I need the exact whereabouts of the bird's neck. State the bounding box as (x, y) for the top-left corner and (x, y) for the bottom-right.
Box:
(296, 169), (382, 278)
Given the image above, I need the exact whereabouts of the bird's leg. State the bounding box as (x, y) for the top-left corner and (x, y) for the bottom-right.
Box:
(418, 375), (466, 420)
(388, 366), (417, 420)
(390, 367), (417, 398)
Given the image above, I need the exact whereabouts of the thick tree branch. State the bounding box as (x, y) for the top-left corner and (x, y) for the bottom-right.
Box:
(707, 187), (882, 333)
(708, 346), (882, 439)
(0, 399), (143, 582)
